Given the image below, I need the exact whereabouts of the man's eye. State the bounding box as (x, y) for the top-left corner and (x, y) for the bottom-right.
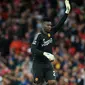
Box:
(47, 24), (51, 26)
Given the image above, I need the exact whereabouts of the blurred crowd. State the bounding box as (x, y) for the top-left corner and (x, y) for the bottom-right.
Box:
(0, 0), (85, 85)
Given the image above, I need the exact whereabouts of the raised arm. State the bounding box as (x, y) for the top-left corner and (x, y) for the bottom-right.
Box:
(52, 0), (71, 34)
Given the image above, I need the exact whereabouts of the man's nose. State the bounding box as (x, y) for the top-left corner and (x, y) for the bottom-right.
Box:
(48, 25), (51, 28)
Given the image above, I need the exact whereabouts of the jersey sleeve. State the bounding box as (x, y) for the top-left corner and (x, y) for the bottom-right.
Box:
(31, 33), (43, 56)
(52, 13), (68, 34)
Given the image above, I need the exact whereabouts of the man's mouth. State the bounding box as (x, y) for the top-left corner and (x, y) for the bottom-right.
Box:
(49, 28), (51, 31)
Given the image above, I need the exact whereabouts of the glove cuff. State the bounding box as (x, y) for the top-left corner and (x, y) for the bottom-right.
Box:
(65, 10), (70, 14)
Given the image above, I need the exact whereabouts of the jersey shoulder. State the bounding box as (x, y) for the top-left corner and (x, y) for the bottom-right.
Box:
(34, 32), (42, 39)
(32, 32), (42, 45)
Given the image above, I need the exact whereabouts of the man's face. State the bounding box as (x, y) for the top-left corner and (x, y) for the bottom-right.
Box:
(43, 21), (52, 33)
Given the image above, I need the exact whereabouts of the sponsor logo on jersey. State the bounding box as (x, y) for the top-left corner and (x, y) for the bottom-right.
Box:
(42, 38), (52, 46)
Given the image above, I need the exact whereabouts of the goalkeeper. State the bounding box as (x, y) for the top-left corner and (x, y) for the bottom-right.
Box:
(31, 0), (71, 85)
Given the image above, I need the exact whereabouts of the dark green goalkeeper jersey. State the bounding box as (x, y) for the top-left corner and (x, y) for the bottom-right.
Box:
(31, 13), (68, 63)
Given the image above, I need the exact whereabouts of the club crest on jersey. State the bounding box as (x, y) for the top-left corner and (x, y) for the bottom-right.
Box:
(35, 78), (38, 81)
(48, 33), (51, 37)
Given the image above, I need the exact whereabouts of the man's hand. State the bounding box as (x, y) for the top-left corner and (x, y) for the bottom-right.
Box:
(43, 52), (55, 61)
(65, 0), (71, 14)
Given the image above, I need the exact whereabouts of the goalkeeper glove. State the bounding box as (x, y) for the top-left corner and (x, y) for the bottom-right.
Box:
(65, 0), (71, 14)
(43, 52), (55, 61)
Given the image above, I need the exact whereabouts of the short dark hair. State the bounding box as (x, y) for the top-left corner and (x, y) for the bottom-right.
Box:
(42, 17), (51, 22)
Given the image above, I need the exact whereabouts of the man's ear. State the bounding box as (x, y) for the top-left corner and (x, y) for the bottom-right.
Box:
(42, 21), (46, 27)
(41, 22), (44, 28)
